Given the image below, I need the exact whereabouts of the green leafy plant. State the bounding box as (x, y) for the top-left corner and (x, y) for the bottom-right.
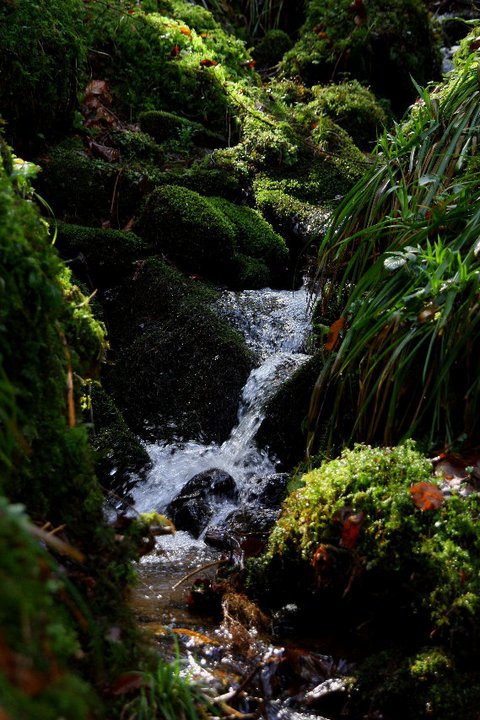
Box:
(308, 53), (480, 451)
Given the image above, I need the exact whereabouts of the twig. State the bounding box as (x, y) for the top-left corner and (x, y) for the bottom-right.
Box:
(171, 559), (227, 590)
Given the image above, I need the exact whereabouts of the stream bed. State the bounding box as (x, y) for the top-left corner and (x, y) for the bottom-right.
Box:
(129, 285), (352, 719)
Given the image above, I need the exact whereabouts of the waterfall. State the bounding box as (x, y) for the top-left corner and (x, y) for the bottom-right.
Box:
(132, 285), (312, 519)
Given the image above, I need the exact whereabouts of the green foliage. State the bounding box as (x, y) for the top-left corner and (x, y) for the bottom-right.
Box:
(310, 55), (480, 450)
(139, 109), (225, 149)
(0, 0), (86, 150)
(280, 0), (441, 114)
(0, 498), (95, 719)
(131, 639), (214, 720)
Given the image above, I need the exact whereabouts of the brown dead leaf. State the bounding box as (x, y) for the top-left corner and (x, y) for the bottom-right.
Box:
(109, 671), (151, 696)
(410, 482), (444, 511)
(88, 140), (120, 163)
(324, 317), (345, 352)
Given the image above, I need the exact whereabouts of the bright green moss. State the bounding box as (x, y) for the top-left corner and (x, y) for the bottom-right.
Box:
(308, 80), (389, 149)
(250, 441), (480, 654)
(209, 196), (289, 286)
(136, 184), (236, 279)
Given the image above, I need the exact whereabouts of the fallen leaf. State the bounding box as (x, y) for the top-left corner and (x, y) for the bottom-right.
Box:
(170, 44), (181, 57)
(324, 317), (345, 352)
(200, 58), (218, 67)
(340, 512), (365, 549)
(88, 140), (120, 163)
(109, 671), (151, 696)
(179, 26), (191, 36)
(410, 482), (444, 511)
(311, 544), (330, 569)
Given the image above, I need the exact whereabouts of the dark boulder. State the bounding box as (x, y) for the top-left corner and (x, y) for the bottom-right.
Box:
(167, 469), (238, 537)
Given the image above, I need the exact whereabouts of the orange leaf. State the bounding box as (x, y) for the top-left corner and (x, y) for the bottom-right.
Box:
(340, 512), (365, 549)
(179, 26), (191, 36)
(324, 317), (345, 352)
(311, 544), (330, 568)
(410, 482), (444, 511)
(200, 58), (217, 67)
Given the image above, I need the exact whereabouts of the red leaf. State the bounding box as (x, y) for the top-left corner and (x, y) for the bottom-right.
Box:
(340, 512), (365, 549)
(170, 45), (181, 58)
(324, 317), (345, 352)
(410, 482), (444, 511)
(200, 58), (218, 67)
(311, 543), (330, 569)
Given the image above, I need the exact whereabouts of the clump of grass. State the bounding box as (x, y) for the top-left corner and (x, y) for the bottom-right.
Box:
(309, 52), (480, 451)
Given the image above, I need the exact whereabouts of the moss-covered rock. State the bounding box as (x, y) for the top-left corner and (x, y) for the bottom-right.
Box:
(104, 257), (254, 442)
(280, 0), (441, 114)
(308, 80), (389, 149)
(136, 184), (237, 280)
(256, 353), (324, 470)
(89, 382), (151, 491)
(36, 143), (147, 228)
(0, 0), (86, 151)
(85, 0), (257, 132)
(249, 442), (480, 657)
(55, 221), (147, 285)
(139, 109), (227, 148)
(209, 197), (289, 286)
(253, 29), (293, 68)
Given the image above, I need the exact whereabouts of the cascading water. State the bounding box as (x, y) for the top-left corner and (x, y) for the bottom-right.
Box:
(132, 285), (312, 520)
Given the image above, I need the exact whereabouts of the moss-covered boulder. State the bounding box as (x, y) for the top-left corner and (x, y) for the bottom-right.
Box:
(84, 0), (257, 132)
(136, 184), (237, 280)
(256, 353), (324, 470)
(89, 382), (151, 491)
(36, 143), (147, 228)
(248, 442), (480, 716)
(0, 0), (86, 151)
(104, 257), (254, 442)
(253, 29), (293, 68)
(280, 0), (441, 114)
(139, 109), (227, 148)
(209, 197), (289, 286)
(308, 80), (389, 149)
(55, 222), (147, 286)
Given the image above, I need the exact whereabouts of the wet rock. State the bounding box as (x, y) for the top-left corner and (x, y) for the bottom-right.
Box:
(167, 469), (238, 537)
(244, 473), (290, 506)
(168, 497), (213, 539)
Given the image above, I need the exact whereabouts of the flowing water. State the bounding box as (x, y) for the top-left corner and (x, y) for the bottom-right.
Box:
(130, 285), (346, 719)
(132, 285), (312, 518)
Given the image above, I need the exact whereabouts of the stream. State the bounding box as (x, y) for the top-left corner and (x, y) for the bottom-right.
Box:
(130, 285), (350, 719)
